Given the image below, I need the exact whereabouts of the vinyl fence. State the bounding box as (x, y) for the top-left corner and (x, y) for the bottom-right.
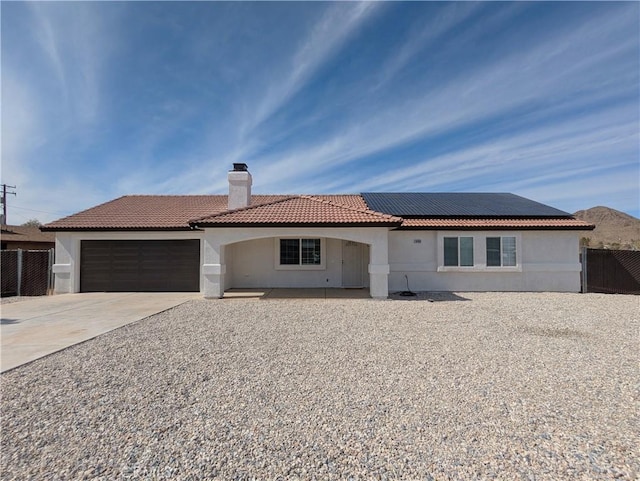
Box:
(582, 248), (640, 295)
(1, 249), (54, 297)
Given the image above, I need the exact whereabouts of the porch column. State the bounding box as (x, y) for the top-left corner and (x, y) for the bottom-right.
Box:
(202, 231), (226, 298)
(368, 231), (390, 299)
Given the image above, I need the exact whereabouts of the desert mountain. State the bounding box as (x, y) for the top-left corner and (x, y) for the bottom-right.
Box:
(573, 206), (640, 249)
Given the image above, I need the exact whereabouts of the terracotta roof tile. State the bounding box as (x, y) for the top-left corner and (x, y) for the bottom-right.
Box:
(312, 195), (368, 210)
(41, 195), (291, 230)
(192, 195), (402, 226)
(400, 218), (595, 230)
(41, 193), (593, 231)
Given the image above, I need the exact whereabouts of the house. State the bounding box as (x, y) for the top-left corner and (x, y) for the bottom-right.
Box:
(1, 225), (55, 251)
(42, 164), (594, 298)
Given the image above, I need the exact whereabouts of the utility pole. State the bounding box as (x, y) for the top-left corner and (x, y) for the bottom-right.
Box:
(1, 184), (17, 226)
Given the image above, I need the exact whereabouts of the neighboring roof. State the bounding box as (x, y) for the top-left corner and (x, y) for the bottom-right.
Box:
(361, 193), (572, 217)
(399, 218), (594, 230)
(1, 225), (55, 243)
(192, 195), (402, 227)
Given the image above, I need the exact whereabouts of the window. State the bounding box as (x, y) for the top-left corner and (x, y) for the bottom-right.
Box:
(279, 238), (321, 266)
(443, 236), (474, 267)
(486, 236), (517, 267)
(438, 233), (519, 272)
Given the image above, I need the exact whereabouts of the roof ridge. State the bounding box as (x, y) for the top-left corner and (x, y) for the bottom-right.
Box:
(121, 194), (227, 198)
(189, 196), (299, 224)
(190, 195), (403, 225)
(300, 195), (401, 221)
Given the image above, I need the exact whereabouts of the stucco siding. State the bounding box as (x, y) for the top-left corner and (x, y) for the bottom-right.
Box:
(521, 231), (580, 264)
(227, 237), (344, 288)
(53, 227), (582, 296)
(388, 230), (581, 292)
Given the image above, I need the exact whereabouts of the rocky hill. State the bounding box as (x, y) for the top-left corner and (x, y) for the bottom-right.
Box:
(574, 206), (640, 249)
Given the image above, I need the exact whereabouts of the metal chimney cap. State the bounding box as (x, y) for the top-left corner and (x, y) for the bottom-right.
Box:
(232, 163), (248, 172)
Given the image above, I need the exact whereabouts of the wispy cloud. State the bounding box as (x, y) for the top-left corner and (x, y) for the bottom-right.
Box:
(2, 2), (638, 221)
(244, 2), (383, 134)
(240, 4), (638, 198)
(25, 2), (112, 125)
(2, 2), (121, 222)
(29, 4), (67, 97)
(373, 1), (486, 89)
(349, 107), (637, 191)
(1, 73), (39, 187)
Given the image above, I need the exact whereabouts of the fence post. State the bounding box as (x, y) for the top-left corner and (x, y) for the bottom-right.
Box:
(581, 246), (588, 293)
(48, 248), (55, 294)
(16, 248), (23, 297)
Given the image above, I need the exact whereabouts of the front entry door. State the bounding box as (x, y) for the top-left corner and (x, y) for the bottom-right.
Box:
(342, 241), (364, 287)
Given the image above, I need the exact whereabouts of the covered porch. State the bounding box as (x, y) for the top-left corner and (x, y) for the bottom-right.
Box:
(201, 227), (392, 299)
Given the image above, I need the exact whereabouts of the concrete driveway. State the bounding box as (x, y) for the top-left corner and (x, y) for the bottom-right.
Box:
(0, 292), (198, 373)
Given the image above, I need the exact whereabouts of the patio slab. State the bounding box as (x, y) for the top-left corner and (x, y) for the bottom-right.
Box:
(223, 288), (370, 299)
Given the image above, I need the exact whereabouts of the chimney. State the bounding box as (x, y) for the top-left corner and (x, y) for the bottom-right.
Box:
(228, 163), (252, 210)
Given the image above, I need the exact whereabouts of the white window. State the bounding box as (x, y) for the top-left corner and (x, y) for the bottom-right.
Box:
(486, 236), (517, 267)
(443, 236), (474, 267)
(276, 238), (324, 269)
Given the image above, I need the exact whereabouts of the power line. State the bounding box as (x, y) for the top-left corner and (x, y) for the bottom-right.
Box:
(10, 205), (71, 215)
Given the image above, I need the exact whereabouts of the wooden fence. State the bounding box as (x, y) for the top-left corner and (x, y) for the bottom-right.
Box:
(1, 249), (54, 297)
(582, 248), (640, 295)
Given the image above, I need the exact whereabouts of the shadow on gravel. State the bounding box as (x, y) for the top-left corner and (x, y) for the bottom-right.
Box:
(0, 318), (20, 325)
(389, 292), (471, 302)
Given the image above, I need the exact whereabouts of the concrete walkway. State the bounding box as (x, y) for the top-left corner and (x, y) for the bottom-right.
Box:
(223, 288), (371, 299)
(1, 292), (198, 373)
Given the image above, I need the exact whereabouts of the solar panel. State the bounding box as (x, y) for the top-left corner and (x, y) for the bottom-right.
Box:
(360, 193), (571, 217)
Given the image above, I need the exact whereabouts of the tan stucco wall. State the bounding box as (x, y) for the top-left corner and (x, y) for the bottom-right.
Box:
(52, 228), (583, 296)
(388, 230), (582, 292)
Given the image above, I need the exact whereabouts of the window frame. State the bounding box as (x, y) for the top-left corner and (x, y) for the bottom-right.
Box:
(275, 237), (326, 270)
(486, 236), (518, 268)
(437, 232), (521, 272)
(443, 236), (474, 267)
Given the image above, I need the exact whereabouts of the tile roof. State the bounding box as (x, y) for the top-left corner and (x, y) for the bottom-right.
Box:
(192, 195), (402, 226)
(400, 218), (594, 230)
(41, 193), (593, 231)
(312, 195), (368, 210)
(1, 225), (56, 242)
(41, 195), (290, 230)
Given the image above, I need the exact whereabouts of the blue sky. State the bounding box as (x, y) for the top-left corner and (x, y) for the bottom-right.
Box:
(2, 1), (639, 224)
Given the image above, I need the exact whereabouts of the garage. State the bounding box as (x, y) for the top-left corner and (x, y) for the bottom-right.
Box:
(80, 240), (200, 292)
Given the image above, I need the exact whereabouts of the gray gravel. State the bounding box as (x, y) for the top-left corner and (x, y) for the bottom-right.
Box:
(0, 295), (43, 305)
(1, 292), (638, 480)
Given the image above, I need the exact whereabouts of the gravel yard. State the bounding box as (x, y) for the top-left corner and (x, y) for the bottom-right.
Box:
(0, 296), (43, 305)
(1, 292), (638, 480)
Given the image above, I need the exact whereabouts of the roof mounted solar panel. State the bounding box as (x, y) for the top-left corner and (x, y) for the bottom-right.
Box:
(360, 193), (572, 217)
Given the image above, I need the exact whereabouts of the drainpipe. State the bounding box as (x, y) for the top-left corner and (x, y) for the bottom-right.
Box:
(48, 248), (55, 294)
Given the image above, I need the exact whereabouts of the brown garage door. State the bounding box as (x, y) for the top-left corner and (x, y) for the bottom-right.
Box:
(81, 240), (200, 292)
